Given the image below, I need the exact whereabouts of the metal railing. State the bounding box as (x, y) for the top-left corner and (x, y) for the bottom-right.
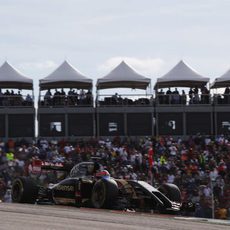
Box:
(96, 94), (154, 107)
(213, 94), (230, 105)
(4, 93), (228, 108)
(39, 94), (93, 107)
(0, 94), (34, 107)
(155, 93), (211, 105)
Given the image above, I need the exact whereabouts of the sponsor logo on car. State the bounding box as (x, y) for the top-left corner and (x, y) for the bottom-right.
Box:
(55, 185), (74, 192)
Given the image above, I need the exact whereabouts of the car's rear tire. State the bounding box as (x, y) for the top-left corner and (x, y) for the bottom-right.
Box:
(91, 178), (118, 209)
(11, 177), (39, 203)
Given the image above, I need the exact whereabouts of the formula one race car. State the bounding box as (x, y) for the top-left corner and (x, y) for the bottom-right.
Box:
(11, 161), (181, 213)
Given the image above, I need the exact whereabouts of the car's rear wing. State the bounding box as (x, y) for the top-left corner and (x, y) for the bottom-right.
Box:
(41, 162), (73, 172)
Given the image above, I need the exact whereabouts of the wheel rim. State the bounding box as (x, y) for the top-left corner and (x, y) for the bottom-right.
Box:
(12, 181), (22, 202)
(94, 187), (104, 203)
(92, 182), (106, 208)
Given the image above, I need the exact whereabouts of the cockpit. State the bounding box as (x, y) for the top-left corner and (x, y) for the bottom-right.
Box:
(69, 162), (101, 178)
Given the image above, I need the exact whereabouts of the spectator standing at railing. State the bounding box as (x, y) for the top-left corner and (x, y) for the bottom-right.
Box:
(205, 87), (210, 104)
(9, 90), (15, 106)
(60, 88), (66, 105)
(172, 88), (180, 104)
(86, 90), (92, 105)
(112, 92), (119, 105)
(16, 90), (23, 106)
(166, 88), (172, 104)
(201, 86), (210, 104)
(193, 86), (199, 104)
(53, 89), (61, 105)
(25, 94), (33, 106)
(181, 90), (186, 105)
(4, 90), (10, 96)
(67, 88), (76, 105)
(0, 88), (3, 106)
(189, 88), (194, 104)
(79, 89), (86, 105)
(44, 89), (52, 106)
(157, 89), (164, 104)
(224, 86), (230, 104)
(3, 90), (10, 106)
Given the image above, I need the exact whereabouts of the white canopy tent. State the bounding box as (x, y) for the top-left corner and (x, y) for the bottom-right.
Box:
(96, 61), (151, 90)
(0, 61), (33, 89)
(210, 69), (230, 89)
(154, 60), (209, 89)
(39, 60), (92, 90)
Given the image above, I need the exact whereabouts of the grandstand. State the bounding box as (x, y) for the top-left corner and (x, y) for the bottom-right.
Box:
(0, 60), (230, 141)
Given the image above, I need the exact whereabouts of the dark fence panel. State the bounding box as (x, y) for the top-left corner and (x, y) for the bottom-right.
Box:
(8, 114), (34, 138)
(186, 112), (211, 135)
(127, 113), (152, 136)
(0, 115), (5, 137)
(68, 113), (94, 136)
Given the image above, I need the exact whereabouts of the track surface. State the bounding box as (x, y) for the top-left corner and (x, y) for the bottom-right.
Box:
(0, 203), (229, 230)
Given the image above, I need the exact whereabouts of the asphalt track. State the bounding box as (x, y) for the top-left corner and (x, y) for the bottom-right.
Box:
(0, 203), (229, 230)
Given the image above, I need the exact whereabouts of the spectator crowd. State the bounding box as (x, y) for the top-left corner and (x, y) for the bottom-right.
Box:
(0, 135), (230, 219)
(41, 88), (93, 106)
(157, 86), (210, 105)
(0, 89), (33, 106)
(98, 92), (152, 106)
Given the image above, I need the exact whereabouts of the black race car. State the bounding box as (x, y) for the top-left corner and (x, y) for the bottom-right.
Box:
(11, 161), (182, 213)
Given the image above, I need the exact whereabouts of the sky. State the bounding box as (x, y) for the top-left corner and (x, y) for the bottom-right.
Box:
(0, 0), (230, 96)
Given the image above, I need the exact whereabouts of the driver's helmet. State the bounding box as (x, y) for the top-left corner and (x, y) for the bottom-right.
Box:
(95, 170), (110, 179)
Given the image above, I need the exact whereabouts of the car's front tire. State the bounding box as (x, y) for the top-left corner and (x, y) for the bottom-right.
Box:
(91, 178), (118, 209)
